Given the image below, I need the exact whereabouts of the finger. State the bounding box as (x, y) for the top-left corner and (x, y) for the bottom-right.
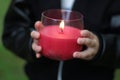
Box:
(36, 53), (41, 58)
(34, 39), (38, 43)
(32, 42), (42, 53)
(73, 48), (95, 60)
(31, 31), (40, 39)
(81, 30), (94, 38)
(77, 38), (95, 47)
(34, 21), (44, 31)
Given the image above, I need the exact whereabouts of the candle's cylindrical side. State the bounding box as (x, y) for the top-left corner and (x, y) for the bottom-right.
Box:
(39, 26), (82, 61)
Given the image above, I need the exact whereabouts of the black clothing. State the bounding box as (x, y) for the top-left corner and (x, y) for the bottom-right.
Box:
(2, 0), (120, 80)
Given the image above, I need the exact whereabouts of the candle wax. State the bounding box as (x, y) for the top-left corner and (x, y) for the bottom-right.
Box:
(39, 26), (82, 61)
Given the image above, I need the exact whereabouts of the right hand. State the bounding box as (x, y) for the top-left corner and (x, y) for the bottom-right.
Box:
(31, 21), (43, 58)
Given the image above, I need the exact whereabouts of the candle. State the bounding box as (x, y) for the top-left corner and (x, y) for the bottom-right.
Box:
(39, 21), (82, 61)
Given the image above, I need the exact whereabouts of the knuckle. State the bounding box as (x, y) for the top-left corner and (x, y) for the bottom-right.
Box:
(84, 38), (91, 45)
(30, 31), (34, 37)
(32, 43), (36, 51)
(84, 54), (90, 59)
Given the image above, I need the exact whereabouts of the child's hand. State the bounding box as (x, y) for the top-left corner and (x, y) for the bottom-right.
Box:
(31, 21), (43, 58)
(73, 30), (99, 60)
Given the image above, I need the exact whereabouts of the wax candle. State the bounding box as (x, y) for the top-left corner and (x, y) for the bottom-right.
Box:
(39, 25), (82, 61)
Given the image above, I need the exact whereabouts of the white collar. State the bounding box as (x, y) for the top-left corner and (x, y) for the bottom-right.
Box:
(61, 0), (75, 10)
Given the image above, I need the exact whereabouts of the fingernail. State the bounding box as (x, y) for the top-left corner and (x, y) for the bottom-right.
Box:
(36, 53), (41, 58)
(77, 38), (81, 44)
(73, 52), (77, 57)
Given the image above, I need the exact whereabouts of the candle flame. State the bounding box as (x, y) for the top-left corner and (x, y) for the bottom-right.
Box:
(59, 20), (64, 32)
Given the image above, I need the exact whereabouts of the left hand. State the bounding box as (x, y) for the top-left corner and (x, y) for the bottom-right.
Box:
(73, 30), (100, 60)
(31, 21), (43, 58)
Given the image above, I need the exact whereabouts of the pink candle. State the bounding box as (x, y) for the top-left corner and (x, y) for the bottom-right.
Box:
(39, 25), (82, 61)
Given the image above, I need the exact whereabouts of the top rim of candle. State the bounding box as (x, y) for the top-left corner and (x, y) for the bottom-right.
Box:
(41, 9), (83, 22)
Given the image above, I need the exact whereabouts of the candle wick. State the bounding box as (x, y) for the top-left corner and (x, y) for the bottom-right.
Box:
(60, 28), (64, 34)
(61, 29), (63, 33)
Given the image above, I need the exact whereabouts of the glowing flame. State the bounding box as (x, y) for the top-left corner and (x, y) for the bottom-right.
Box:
(59, 20), (64, 32)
